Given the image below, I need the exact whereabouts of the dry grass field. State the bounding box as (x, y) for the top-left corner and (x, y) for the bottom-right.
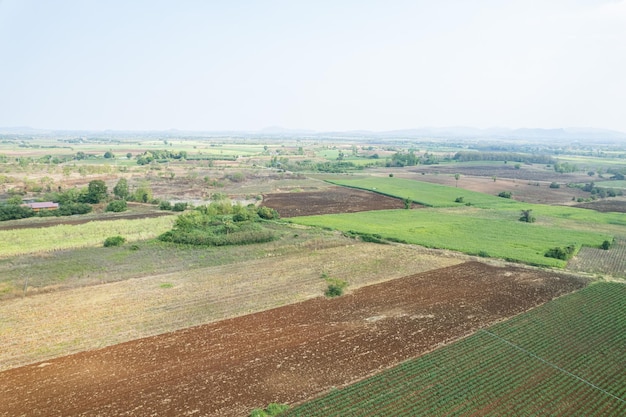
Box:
(0, 241), (462, 372)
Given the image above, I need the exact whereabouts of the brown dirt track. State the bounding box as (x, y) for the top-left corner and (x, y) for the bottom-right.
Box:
(0, 262), (586, 417)
(262, 186), (415, 217)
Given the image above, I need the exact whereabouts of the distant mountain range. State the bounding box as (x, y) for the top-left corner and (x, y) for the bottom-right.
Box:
(2, 125), (625, 143)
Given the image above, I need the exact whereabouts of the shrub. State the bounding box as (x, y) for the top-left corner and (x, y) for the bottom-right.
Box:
(104, 236), (126, 247)
(454, 196), (465, 203)
(545, 245), (576, 260)
(498, 191), (512, 199)
(0, 203), (34, 221)
(58, 202), (92, 216)
(549, 182), (560, 189)
(172, 202), (188, 212)
(250, 404), (289, 417)
(601, 240), (612, 250)
(324, 277), (348, 298)
(106, 200), (128, 212)
(258, 206), (279, 220)
(159, 201), (172, 210)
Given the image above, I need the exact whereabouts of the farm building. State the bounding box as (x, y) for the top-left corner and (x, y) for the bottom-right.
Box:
(21, 202), (59, 212)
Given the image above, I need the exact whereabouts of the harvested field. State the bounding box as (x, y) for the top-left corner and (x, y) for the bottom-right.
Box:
(262, 186), (416, 217)
(0, 262), (587, 417)
(0, 242), (461, 370)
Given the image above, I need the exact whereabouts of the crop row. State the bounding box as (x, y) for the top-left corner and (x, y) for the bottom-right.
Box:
(284, 283), (626, 416)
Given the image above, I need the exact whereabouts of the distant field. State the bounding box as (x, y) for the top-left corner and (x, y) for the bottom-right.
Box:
(285, 282), (626, 416)
(329, 177), (626, 233)
(291, 209), (610, 267)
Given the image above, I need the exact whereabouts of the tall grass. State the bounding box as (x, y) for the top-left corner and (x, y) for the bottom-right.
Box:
(0, 216), (176, 257)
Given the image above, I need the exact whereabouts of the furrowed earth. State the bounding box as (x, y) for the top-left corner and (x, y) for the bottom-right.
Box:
(261, 186), (418, 217)
(0, 262), (586, 417)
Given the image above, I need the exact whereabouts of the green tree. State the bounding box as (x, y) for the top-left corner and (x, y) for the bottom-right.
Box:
(85, 180), (108, 203)
(133, 183), (153, 203)
(103, 151), (114, 159)
(454, 173), (460, 187)
(113, 178), (130, 200)
(519, 209), (536, 223)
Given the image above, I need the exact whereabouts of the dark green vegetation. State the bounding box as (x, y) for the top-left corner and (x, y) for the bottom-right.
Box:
(105, 200), (127, 212)
(284, 283), (626, 416)
(158, 201), (279, 247)
(322, 274), (348, 298)
(103, 235), (126, 247)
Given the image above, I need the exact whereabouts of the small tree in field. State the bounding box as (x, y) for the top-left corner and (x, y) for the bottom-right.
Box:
(519, 209), (536, 223)
(454, 173), (460, 187)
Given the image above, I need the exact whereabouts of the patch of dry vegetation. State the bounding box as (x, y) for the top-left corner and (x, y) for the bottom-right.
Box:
(0, 241), (461, 371)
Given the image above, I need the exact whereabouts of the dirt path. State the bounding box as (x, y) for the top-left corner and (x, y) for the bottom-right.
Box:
(0, 262), (586, 417)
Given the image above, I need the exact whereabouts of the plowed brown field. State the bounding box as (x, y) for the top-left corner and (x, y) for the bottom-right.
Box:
(0, 262), (586, 417)
(262, 186), (417, 217)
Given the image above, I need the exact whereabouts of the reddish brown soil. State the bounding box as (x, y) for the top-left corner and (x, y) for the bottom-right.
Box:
(262, 186), (418, 217)
(0, 262), (586, 417)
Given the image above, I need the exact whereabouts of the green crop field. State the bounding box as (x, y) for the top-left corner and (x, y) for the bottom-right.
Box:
(330, 177), (517, 208)
(328, 177), (626, 232)
(284, 282), (626, 416)
(292, 208), (610, 267)
(0, 216), (176, 257)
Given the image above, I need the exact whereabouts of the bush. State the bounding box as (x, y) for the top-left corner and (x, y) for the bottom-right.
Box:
(454, 196), (465, 203)
(106, 200), (127, 212)
(104, 236), (126, 247)
(250, 404), (289, 417)
(159, 201), (172, 210)
(172, 202), (188, 212)
(601, 240), (612, 250)
(549, 182), (560, 189)
(0, 203), (34, 221)
(545, 245), (576, 260)
(498, 191), (512, 199)
(324, 277), (348, 298)
(58, 202), (92, 216)
(258, 206), (279, 220)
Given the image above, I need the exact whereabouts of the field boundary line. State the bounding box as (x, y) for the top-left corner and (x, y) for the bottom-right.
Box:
(480, 329), (626, 405)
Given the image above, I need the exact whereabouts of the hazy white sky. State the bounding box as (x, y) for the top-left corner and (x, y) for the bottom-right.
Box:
(1, 0), (625, 132)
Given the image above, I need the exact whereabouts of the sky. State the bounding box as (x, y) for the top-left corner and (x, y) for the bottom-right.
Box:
(0, 0), (625, 132)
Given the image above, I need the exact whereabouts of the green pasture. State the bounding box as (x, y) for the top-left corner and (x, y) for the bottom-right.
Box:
(285, 283), (626, 416)
(329, 177), (523, 208)
(292, 209), (609, 267)
(329, 177), (626, 230)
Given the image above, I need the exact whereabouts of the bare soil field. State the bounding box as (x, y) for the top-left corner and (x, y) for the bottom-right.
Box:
(0, 242), (461, 371)
(0, 262), (586, 417)
(262, 186), (417, 217)
(573, 199), (626, 213)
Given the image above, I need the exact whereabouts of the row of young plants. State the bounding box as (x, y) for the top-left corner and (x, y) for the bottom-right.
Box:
(283, 283), (626, 416)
